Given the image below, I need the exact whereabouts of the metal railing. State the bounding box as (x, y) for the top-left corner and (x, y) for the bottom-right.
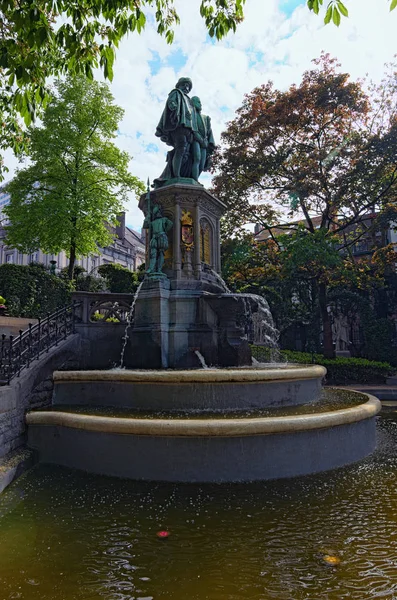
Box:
(0, 302), (81, 386)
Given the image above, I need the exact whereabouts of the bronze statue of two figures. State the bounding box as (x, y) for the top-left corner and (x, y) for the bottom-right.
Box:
(154, 77), (215, 188)
(143, 77), (216, 274)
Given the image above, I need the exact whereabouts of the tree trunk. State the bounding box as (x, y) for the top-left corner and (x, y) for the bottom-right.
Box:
(68, 244), (76, 280)
(319, 281), (335, 358)
(308, 279), (321, 353)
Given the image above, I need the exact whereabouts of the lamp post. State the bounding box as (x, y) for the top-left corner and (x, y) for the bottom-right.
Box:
(49, 260), (57, 275)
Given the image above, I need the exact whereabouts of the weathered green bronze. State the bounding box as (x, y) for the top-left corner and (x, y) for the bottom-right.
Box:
(154, 78), (215, 188)
(142, 184), (173, 274)
(191, 96), (215, 181)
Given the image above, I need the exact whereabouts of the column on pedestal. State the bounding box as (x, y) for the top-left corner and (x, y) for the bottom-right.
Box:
(193, 203), (201, 277)
(173, 201), (181, 277)
(215, 218), (222, 273)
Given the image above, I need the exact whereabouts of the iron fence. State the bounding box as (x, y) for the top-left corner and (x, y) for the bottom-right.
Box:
(0, 302), (81, 386)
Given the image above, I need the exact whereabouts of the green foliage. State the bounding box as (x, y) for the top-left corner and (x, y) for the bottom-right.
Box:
(0, 0), (246, 180)
(137, 262), (146, 282)
(5, 75), (144, 279)
(59, 265), (86, 280)
(91, 312), (119, 323)
(98, 263), (138, 293)
(0, 263), (71, 318)
(307, 0), (397, 24)
(214, 55), (397, 241)
(309, 0), (348, 26)
(221, 234), (324, 352)
(2, 1), (395, 180)
(60, 265), (106, 292)
(200, 0), (245, 39)
(75, 274), (106, 293)
(216, 55), (397, 357)
(362, 318), (397, 365)
(251, 346), (394, 384)
(328, 288), (397, 365)
(279, 229), (341, 280)
(1, 1), (395, 182)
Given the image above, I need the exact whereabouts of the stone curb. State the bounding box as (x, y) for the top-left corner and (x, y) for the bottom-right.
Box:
(27, 394), (380, 438)
(53, 365), (327, 385)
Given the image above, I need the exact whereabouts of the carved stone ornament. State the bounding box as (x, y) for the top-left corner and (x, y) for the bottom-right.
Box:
(198, 197), (224, 218)
(156, 195), (174, 209)
(181, 209), (194, 251)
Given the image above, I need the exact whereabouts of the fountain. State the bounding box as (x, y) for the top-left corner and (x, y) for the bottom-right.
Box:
(26, 77), (380, 482)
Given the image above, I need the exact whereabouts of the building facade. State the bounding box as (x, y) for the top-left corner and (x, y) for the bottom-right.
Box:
(0, 186), (145, 273)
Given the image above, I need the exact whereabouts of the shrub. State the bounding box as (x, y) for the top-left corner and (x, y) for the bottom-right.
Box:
(98, 263), (138, 294)
(75, 274), (106, 292)
(363, 318), (397, 365)
(59, 264), (87, 280)
(91, 312), (119, 323)
(251, 346), (394, 384)
(0, 263), (71, 318)
(59, 265), (106, 292)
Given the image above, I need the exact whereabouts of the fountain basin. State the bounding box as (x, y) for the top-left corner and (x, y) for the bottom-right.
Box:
(52, 365), (326, 410)
(27, 391), (381, 482)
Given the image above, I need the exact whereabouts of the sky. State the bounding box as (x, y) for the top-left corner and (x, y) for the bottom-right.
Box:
(3, 0), (397, 231)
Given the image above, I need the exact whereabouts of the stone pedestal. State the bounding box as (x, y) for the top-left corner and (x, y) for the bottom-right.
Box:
(130, 183), (270, 368)
(128, 278), (219, 369)
(128, 276), (170, 369)
(138, 183), (226, 285)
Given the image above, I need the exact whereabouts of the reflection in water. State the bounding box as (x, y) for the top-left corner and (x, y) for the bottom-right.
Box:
(1, 414), (397, 599)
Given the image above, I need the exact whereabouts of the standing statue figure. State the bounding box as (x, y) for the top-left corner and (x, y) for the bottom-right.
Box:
(155, 77), (196, 182)
(191, 96), (215, 180)
(154, 78), (216, 188)
(143, 188), (173, 274)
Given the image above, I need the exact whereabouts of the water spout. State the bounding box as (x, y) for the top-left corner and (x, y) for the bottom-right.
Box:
(194, 350), (208, 369)
(119, 280), (144, 368)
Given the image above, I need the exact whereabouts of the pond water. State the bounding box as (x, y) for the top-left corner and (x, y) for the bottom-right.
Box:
(1, 413), (397, 600)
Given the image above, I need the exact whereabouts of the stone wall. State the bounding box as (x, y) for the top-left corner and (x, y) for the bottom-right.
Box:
(0, 335), (80, 463)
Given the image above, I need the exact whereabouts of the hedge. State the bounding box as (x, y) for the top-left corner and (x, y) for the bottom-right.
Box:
(251, 346), (394, 385)
(0, 263), (71, 318)
(97, 263), (139, 294)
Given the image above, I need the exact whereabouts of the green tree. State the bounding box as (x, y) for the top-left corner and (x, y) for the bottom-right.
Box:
(5, 75), (144, 279)
(221, 232), (332, 353)
(98, 263), (139, 293)
(1, 0), (396, 180)
(0, 0), (246, 179)
(214, 55), (397, 357)
(221, 229), (397, 359)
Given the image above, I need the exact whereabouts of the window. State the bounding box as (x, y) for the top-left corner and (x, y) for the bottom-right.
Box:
(5, 254), (14, 264)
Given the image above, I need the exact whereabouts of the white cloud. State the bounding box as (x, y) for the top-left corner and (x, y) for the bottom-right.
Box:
(3, 0), (397, 230)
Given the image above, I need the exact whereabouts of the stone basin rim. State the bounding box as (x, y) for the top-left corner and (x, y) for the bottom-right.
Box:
(53, 365), (327, 384)
(26, 393), (380, 437)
